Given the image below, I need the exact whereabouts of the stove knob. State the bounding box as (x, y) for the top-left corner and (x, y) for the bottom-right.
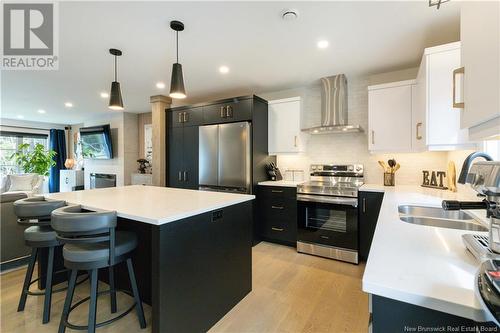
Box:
(356, 166), (362, 171)
(348, 166), (354, 171)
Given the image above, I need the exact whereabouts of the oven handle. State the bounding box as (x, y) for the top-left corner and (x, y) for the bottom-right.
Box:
(297, 194), (358, 207)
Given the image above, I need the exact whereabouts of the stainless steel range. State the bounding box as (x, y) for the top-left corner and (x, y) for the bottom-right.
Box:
(296, 164), (364, 264)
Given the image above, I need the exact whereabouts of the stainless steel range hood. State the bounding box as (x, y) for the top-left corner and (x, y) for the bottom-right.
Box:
(302, 74), (363, 134)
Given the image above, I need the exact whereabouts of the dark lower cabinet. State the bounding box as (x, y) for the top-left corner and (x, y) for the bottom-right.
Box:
(358, 190), (384, 261)
(257, 185), (297, 246)
(372, 295), (498, 332)
(167, 125), (199, 189)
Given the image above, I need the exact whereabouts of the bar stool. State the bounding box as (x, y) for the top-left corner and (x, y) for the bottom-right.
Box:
(51, 205), (146, 333)
(13, 196), (66, 324)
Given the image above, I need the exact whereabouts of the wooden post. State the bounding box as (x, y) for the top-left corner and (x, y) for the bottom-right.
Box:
(150, 95), (172, 187)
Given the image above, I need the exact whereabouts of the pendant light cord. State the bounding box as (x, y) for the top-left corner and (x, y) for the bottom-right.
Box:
(114, 55), (117, 81)
(176, 31), (179, 63)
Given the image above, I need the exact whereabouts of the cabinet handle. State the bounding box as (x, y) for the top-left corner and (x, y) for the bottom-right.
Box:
(226, 105), (233, 118)
(183, 171), (187, 181)
(271, 190), (283, 193)
(416, 122), (422, 140)
(294, 135), (298, 147)
(452, 67), (465, 108)
(271, 227), (284, 232)
(178, 112), (183, 123)
(271, 205), (284, 210)
(183, 112), (188, 123)
(178, 171), (182, 181)
(220, 106), (226, 118)
(363, 198), (366, 213)
(320, 235), (329, 239)
(371, 130), (375, 145)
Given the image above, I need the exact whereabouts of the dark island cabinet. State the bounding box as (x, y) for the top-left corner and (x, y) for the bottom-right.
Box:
(257, 185), (297, 246)
(358, 190), (384, 261)
(167, 125), (199, 190)
(203, 98), (252, 124)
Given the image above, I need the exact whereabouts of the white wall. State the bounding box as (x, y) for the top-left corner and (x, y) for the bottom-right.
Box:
(81, 112), (138, 189)
(259, 71), (470, 186)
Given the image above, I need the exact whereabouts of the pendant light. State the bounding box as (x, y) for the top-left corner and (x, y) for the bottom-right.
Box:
(108, 48), (124, 110)
(169, 20), (186, 99)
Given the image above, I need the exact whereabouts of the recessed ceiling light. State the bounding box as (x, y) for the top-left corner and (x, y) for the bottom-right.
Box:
(156, 82), (166, 89)
(219, 66), (230, 74)
(17, 115), (24, 119)
(100, 92), (109, 98)
(317, 40), (329, 49)
(37, 109), (46, 114)
(64, 102), (73, 108)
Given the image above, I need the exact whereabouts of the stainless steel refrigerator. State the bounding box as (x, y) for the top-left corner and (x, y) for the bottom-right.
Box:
(199, 122), (251, 193)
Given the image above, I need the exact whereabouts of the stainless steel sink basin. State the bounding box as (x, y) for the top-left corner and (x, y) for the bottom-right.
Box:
(398, 204), (487, 232)
(398, 205), (476, 221)
(399, 216), (488, 232)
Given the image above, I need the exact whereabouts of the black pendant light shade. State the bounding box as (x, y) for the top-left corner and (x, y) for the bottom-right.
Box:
(169, 20), (186, 99)
(109, 81), (123, 110)
(170, 63), (186, 99)
(108, 48), (124, 110)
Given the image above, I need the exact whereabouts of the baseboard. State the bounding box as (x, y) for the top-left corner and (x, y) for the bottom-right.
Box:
(0, 256), (30, 273)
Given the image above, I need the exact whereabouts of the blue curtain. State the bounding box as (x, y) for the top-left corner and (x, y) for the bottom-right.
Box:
(49, 129), (67, 193)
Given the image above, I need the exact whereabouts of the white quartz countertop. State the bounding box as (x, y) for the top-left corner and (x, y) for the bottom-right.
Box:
(258, 180), (305, 187)
(46, 185), (255, 225)
(362, 185), (492, 321)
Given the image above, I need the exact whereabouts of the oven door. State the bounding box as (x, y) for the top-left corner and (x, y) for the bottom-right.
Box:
(297, 194), (358, 250)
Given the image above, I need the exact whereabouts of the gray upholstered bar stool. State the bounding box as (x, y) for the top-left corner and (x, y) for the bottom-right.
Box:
(51, 205), (146, 333)
(13, 196), (66, 324)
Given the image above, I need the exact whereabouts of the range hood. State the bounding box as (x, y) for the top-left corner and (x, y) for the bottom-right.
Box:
(302, 74), (363, 134)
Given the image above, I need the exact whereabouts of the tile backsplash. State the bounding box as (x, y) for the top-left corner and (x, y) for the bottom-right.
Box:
(259, 73), (477, 187)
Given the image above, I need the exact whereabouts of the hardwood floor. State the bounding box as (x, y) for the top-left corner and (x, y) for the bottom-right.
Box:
(0, 242), (368, 333)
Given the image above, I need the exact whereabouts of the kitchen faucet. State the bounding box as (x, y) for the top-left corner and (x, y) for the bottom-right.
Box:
(457, 151), (493, 184)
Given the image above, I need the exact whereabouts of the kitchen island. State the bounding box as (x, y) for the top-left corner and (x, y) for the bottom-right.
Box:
(46, 185), (255, 333)
(361, 185), (497, 332)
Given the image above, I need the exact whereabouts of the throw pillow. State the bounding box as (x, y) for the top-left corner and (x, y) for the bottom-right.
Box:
(8, 174), (35, 192)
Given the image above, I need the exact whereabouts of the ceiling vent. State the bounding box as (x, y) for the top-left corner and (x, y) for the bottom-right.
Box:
(281, 9), (299, 21)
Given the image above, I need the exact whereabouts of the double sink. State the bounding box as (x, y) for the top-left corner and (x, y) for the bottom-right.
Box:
(399, 205), (488, 232)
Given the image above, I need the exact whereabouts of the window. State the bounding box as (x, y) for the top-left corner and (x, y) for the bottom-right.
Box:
(484, 140), (500, 161)
(0, 131), (48, 175)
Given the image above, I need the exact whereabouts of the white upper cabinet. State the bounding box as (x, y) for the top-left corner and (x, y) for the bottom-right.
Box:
(460, 1), (500, 139)
(368, 81), (414, 152)
(414, 42), (472, 151)
(368, 42), (477, 153)
(268, 97), (305, 154)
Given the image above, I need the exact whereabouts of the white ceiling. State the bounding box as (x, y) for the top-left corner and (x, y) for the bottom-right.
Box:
(1, 1), (461, 125)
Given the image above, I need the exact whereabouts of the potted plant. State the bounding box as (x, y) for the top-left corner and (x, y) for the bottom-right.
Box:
(10, 143), (57, 192)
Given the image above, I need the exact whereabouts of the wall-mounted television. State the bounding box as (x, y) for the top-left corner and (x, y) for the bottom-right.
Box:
(79, 125), (113, 159)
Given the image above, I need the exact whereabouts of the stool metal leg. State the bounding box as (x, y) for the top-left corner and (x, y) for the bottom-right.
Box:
(126, 258), (146, 328)
(42, 246), (54, 324)
(88, 269), (98, 333)
(58, 269), (78, 333)
(109, 266), (117, 313)
(18, 247), (38, 312)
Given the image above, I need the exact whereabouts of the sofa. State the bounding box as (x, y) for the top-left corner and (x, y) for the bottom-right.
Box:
(0, 173), (45, 196)
(0, 192), (30, 270)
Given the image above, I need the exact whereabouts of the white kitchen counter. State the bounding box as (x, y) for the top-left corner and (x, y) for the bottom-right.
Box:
(258, 180), (304, 187)
(362, 185), (490, 321)
(46, 185), (255, 225)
